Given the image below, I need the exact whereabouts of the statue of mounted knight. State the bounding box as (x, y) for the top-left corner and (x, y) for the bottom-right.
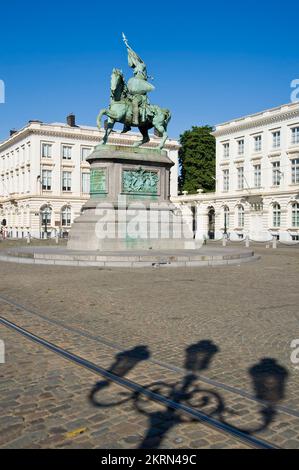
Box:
(97, 33), (171, 150)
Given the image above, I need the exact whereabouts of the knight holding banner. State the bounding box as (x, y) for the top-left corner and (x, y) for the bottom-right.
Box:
(97, 34), (171, 149)
(122, 33), (155, 126)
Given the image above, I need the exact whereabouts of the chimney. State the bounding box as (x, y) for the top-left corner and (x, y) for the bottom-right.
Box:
(67, 113), (76, 127)
(10, 129), (17, 136)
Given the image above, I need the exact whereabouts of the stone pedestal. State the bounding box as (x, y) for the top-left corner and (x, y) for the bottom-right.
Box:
(68, 145), (197, 251)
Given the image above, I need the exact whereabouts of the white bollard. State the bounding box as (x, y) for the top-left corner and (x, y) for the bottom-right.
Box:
(272, 238), (277, 249)
(222, 236), (227, 247)
(55, 234), (59, 244)
(27, 233), (30, 244)
(245, 235), (250, 248)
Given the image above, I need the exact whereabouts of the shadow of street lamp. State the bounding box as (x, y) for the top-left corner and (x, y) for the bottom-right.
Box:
(245, 357), (289, 431)
(185, 340), (219, 373)
(249, 357), (288, 405)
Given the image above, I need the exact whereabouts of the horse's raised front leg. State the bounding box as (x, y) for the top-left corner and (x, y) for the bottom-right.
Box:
(97, 109), (115, 145)
(97, 108), (107, 130)
(133, 126), (150, 147)
(101, 117), (115, 145)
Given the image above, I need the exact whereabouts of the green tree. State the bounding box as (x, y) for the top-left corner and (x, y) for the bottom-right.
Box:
(179, 125), (216, 193)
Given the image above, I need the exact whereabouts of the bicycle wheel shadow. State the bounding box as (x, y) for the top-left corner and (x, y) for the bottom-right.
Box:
(88, 340), (289, 449)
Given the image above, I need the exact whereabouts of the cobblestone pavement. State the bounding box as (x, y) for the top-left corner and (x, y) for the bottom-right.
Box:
(1, 326), (249, 449)
(0, 243), (299, 448)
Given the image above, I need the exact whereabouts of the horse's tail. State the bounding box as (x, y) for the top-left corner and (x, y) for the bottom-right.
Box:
(97, 109), (107, 129)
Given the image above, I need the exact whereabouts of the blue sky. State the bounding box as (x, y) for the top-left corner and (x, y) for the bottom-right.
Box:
(0, 0), (298, 141)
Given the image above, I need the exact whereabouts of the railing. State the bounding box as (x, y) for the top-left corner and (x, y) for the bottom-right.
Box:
(205, 233), (299, 249)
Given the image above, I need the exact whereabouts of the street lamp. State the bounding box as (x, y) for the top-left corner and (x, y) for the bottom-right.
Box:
(224, 210), (227, 236)
(44, 210), (48, 239)
(224, 207), (228, 237)
(40, 208), (49, 239)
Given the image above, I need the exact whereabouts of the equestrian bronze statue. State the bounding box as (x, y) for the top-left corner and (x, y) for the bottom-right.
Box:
(97, 33), (171, 150)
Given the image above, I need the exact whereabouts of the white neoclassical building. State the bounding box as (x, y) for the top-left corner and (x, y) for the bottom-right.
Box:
(173, 102), (299, 242)
(0, 116), (179, 238)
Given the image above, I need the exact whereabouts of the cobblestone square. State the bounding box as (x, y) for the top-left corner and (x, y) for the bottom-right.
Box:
(0, 243), (299, 449)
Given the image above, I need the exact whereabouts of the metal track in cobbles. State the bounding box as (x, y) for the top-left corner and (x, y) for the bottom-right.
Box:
(0, 293), (298, 420)
(0, 315), (279, 449)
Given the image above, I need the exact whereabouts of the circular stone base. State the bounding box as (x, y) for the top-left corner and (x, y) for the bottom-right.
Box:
(0, 246), (259, 268)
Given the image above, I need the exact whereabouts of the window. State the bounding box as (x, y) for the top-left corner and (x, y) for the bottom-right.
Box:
(61, 207), (71, 227)
(251, 200), (263, 211)
(223, 169), (229, 191)
(81, 173), (90, 194)
(224, 206), (230, 229)
(223, 143), (230, 158)
(238, 205), (245, 228)
(42, 143), (52, 158)
(81, 147), (92, 161)
(42, 170), (52, 190)
(62, 145), (72, 160)
(272, 131), (281, 148)
(291, 159), (299, 184)
(291, 127), (299, 145)
(254, 164), (261, 188)
(41, 206), (51, 226)
(292, 202), (299, 227)
(62, 171), (72, 191)
(238, 139), (244, 155)
(254, 135), (262, 152)
(272, 161), (281, 186)
(273, 203), (281, 227)
(237, 167), (244, 190)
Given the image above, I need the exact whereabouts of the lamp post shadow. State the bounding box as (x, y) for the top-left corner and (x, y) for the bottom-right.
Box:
(89, 342), (289, 449)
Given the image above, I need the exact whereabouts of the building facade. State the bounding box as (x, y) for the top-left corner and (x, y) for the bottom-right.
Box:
(173, 102), (299, 242)
(0, 116), (179, 238)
